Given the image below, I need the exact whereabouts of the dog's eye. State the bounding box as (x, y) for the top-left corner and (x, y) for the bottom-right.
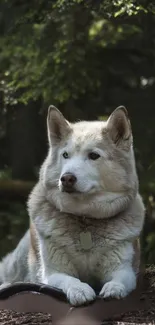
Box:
(62, 151), (69, 159)
(88, 152), (100, 160)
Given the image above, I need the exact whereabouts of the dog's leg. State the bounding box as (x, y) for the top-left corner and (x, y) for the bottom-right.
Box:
(47, 273), (96, 306)
(99, 265), (136, 299)
(0, 282), (11, 290)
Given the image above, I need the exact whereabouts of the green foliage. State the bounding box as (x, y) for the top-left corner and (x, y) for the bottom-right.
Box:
(0, 0), (155, 106)
(0, 0), (155, 262)
(0, 200), (28, 257)
(146, 232), (155, 264)
(0, 169), (12, 180)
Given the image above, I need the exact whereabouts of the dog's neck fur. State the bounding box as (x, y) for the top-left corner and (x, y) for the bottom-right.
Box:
(44, 182), (137, 220)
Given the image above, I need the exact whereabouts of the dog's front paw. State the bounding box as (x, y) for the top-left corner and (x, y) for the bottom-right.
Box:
(99, 281), (127, 299)
(0, 282), (11, 290)
(67, 282), (96, 306)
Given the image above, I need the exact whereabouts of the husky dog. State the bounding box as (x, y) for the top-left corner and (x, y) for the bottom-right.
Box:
(0, 106), (145, 306)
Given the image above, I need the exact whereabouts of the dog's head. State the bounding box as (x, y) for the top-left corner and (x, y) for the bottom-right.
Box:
(41, 105), (138, 217)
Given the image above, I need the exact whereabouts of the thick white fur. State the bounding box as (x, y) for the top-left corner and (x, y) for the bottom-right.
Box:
(0, 106), (145, 306)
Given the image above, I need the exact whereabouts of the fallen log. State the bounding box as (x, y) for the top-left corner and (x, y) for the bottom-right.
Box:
(0, 180), (35, 200)
(0, 266), (154, 325)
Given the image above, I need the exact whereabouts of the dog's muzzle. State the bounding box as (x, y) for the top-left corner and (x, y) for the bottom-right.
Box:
(60, 173), (77, 193)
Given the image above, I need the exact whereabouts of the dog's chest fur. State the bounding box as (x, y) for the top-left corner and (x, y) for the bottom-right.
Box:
(35, 211), (134, 284)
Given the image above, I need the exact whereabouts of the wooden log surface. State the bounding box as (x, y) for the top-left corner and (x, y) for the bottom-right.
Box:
(0, 266), (154, 325)
(0, 180), (35, 200)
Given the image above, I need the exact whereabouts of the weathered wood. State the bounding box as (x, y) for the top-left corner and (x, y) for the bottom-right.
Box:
(0, 266), (154, 325)
(0, 180), (35, 200)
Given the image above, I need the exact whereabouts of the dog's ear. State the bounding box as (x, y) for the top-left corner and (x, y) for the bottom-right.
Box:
(106, 106), (132, 148)
(47, 106), (71, 145)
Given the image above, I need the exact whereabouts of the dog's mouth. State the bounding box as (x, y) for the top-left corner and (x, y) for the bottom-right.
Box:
(60, 185), (98, 195)
(58, 177), (99, 195)
(61, 186), (81, 194)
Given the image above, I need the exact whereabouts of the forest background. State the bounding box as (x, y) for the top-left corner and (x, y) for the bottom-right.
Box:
(0, 0), (155, 264)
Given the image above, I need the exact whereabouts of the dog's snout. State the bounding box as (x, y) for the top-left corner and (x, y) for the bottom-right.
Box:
(61, 173), (77, 189)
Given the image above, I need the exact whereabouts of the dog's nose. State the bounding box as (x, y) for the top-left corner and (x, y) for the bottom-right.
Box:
(61, 173), (77, 189)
